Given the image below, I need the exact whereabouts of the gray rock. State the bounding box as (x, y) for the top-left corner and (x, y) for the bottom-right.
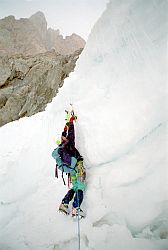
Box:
(0, 12), (85, 56)
(0, 49), (83, 127)
(0, 12), (85, 127)
(0, 57), (11, 87)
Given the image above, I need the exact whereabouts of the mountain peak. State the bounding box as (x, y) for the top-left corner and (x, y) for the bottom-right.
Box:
(29, 11), (47, 37)
(29, 11), (46, 21)
(0, 12), (85, 56)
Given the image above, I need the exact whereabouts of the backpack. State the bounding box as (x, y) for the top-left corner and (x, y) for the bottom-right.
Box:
(52, 145), (77, 185)
(52, 146), (64, 169)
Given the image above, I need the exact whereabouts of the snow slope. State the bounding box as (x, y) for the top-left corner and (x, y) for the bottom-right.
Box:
(0, 0), (167, 249)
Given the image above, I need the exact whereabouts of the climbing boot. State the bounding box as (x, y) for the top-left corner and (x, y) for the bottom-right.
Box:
(59, 203), (69, 215)
(72, 207), (86, 218)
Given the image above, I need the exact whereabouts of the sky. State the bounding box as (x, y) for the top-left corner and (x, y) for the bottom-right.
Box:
(0, 0), (109, 39)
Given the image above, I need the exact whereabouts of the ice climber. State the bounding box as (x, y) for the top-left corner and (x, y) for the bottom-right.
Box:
(52, 111), (86, 217)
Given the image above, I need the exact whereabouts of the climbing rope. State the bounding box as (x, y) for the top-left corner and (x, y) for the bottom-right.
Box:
(76, 187), (81, 250)
(68, 104), (81, 249)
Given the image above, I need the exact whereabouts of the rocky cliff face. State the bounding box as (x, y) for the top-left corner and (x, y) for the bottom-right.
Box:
(0, 49), (82, 127)
(0, 11), (85, 56)
(0, 12), (85, 127)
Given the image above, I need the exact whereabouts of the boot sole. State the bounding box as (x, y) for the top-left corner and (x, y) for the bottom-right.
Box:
(59, 208), (69, 215)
